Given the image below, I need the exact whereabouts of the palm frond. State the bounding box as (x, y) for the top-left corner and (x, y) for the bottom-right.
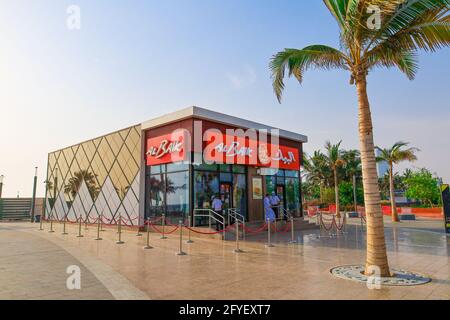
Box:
(366, 2), (450, 53)
(366, 48), (419, 79)
(270, 45), (348, 102)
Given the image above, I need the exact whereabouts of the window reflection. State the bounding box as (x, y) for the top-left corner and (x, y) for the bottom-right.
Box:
(286, 177), (300, 214)
(194, 171), (219, 209)
(166, 171), (189, 220)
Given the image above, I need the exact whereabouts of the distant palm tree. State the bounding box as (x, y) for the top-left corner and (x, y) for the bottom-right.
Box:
(343, 150), (361, 211)
(303, 151), (332, 201)
(44, 180), (54, 193)
(64, 170), (99, 200)
(270, 0), (449, 276)
(324, 141), (346, 218)
(376, 142), (419, 222)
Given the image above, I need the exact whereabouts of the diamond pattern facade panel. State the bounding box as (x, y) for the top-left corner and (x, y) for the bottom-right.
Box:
(45, 125), (142, 226)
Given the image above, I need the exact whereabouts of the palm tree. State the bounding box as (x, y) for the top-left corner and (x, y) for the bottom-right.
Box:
(343, 150), (362, 211)
(376, 142), (419, 222)
(324, 141), (346, 218)
(270, 0), (449, 276)
(64, 170), (99, 200)
(303, 151), (332, 202)
(44, 180), (54, 194)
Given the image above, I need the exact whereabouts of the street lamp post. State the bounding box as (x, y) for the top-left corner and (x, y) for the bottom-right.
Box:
(0, 175), (4, 199)
(31, 167), (38, 223)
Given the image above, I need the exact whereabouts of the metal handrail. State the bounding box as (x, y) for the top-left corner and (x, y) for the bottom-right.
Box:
(275, 206), (292, 220)
(227, 208), (245, 240)
(193, 209), (226, 240)
(227, 208), (245, 223)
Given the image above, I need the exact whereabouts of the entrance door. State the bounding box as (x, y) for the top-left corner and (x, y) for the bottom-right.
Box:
(220, 183), (232, 211)
(276, 185), (285, 210)
(276, 185), (286, 218)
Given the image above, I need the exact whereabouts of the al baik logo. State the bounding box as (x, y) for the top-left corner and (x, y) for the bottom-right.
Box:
(147, 139), (184, 159)
(213, 141), (296, 165)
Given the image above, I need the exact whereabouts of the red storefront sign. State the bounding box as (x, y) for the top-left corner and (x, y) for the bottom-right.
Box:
(146, 131), (188, 166)
(146, 130), (301, 170)
(203, 132), (300, 170)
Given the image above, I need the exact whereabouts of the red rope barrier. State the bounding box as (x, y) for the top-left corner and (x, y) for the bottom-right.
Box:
(144, 217), (163, 225)
(244, 223), (268, 234)
(333, 216), (345, 231)
(319, 214), (335, 231)
(281, 221), (291, 233)
(149, 222), (179, 234)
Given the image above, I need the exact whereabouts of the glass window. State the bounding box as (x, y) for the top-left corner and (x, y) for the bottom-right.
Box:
(285, 170), (299, 178)
(150, 165), (165, 175)
(193, 163), (218, 171)
(277, 177), (285, 185)
(233, 174), (247, 219)
(219, 164), (231, 172)
(148, 174), (165, 216)
(166, 171), (189, 220)
(167, 162), (189, 173)
(232, 165), (246, 174)
(194, 171), (219, 209)
(286, 177), (300, 214)
(265, 176), (276, 195)
(220, 173), (233, 183)
(276, 169), (285, 177)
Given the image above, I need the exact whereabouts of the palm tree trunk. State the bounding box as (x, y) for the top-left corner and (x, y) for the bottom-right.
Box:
(389, 164), (399, 222)
(334, 169), (340, 218)
(352, 174), (357, 212)
(356, 75), (391, 277)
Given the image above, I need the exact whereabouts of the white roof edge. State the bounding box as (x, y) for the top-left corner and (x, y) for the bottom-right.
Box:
(141, 106), (308, 143)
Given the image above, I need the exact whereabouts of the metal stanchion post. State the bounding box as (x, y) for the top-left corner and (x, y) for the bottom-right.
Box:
(62, 214), (68, 235)
(289, 216), (297, 244)
(84, 217), (89, 230)
(176, 220), (187, 256)
(208, 213), (211, 230)
(342, 213), (348, 235)
(77, 217), (83, 238)
(316, 212), (323, 239)
(48, 214), (55, 233)
(223, 216), (226, 241)
(100, 213), (105, 232)
(116, 214), (124, 244)
(161, 214), (167, 239)
(266, 219), (275, 248)
(39, 213), (44, 231)
(330, 216), (337, 238)
(95, 215), (102, 241)
(234, 220), (243, 253)
(143, 218), (153, 249)
(136, 225), (143, 237)
(186, 215), (193, 244)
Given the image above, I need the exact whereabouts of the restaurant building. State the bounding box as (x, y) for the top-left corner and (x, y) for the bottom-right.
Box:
(45, 107), (308, 226)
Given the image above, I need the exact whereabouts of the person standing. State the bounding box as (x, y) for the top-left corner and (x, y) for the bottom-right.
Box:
(264, 194), (275, 223)
(270, 192), (281, 219)
(212, 194), (223, 231)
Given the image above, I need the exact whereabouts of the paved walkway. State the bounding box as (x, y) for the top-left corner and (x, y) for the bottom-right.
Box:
(0, 220), (448, 300)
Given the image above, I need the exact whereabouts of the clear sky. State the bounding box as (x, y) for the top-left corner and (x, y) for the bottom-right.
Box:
(0, 0), (449, 197)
